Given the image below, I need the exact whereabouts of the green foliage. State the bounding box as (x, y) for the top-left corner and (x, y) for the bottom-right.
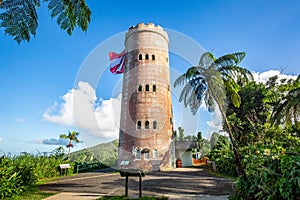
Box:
(0, 0), (91, 43)
(272, 85), (300, 126)
(226, 82), (270, 146)
(0, 0), (39, 43)
(0, 156), (26, 198)
(0, 152), (70, 199)
(233, 143), (300, 200)
(178, 127), (185, 142)
(207, 133), (235, 176)
(198, 138), (210, 158)
(173, 130), (178, 142)
(70, 139), (118, 167)
(44, 0), (91, 35)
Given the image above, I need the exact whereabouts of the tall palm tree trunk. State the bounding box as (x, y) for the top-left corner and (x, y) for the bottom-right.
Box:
(209, 85), (246, 179)
(68, 146), (71, 159)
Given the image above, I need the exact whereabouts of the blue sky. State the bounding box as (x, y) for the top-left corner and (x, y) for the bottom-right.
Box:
(1, 0), (300, 155)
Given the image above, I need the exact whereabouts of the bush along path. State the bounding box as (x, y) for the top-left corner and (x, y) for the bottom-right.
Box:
(0, 152), (71, 199)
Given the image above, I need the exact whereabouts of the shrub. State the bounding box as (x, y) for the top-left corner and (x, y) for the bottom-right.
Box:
(0, 153), (74, 199)
(0, 156), (26, 199)
(232, 144), (300, 200)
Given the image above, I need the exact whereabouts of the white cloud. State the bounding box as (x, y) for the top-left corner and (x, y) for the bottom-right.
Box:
(0, 137), (2, 142)
(206, 106), (223, 138)
(252, 70), (297, 83)
(43, 81), (121, 139)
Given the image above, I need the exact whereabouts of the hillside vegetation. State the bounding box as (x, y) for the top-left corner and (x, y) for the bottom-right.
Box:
(70, 139), (119, 167)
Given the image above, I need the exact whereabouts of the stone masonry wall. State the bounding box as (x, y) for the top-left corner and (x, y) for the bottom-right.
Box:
(118, 23), (174, 171)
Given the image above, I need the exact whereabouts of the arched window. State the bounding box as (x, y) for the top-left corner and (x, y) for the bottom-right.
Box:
(153, 149), (158, 158)
(145, 54), (149, 60)
(145, 121), (149, 129)
(139, 54), (142, 60)
(152, 55), (155, 60)
(152, 85), (156, 92)
(136, 149), (141, 160)
(144, 151), (150, 160)
(145, 84), (149, 91)
(142, 148), (150, 160)
(137, 121), (141, 129)
(138, 85), (142, 92)
(153, 121), (157, 129)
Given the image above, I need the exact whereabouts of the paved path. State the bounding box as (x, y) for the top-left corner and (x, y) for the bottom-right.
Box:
(40, 168), (234, 200)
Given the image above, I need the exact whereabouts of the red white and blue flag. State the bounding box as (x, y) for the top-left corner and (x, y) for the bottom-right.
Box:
(109, 50), (125, 74)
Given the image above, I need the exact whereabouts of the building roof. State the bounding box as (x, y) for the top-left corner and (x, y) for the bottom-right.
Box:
(175, 141), (199, 150)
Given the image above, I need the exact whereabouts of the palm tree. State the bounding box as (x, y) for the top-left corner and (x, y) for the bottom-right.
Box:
(0, 0), (91, 43)
(60, 130), (80, 159)
(174, 52), (252, 177)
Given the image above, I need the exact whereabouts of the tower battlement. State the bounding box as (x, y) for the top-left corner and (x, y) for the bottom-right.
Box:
(125, 23), (168, 49)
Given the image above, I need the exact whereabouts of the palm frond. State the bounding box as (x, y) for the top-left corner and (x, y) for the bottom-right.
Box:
(198, 52), (215, 68)
(215, 52), (246, 66)
(271, 87), (300, 125)
(59, 134), (68, 139)
(221, 65), (253, 81)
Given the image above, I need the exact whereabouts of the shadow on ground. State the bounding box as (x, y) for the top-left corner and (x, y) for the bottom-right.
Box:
(39, 167), (234, 198)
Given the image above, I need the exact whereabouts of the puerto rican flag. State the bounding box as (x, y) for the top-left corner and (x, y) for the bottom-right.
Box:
(109, 50), (125, 74)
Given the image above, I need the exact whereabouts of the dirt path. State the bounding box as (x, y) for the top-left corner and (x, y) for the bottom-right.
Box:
(39, 168), (234, 199)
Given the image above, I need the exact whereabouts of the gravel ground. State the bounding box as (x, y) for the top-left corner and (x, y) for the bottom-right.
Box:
(39, 168), (234, 199)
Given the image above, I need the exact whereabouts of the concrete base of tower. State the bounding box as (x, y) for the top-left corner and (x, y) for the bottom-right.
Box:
(118, 147), (175, 172)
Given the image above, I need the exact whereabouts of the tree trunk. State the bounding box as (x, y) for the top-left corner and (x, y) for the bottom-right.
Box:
(209, 86), (246, 179)
(68, 147), (71, 159)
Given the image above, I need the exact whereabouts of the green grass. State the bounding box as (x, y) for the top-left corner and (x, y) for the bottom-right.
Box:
(6, 186), (56, 200)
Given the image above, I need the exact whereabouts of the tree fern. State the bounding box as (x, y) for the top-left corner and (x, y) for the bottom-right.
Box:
(0, 0), (91, 43)
(44, 0), (91, 35)
(0, 0), (39, 43)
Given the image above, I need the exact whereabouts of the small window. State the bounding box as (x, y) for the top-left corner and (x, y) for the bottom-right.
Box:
(138, 85), (142, 92)
(170, 118), (173, 125)
(137, 121), (141, 129)
(136, 150), (141, 160)
(166, 57), (168, 62)
(153, 85), (156, 92)
(145, 54), (149, 60)
(153, 149), (158, 158)
(168, 85), (170, 91)
(139, 54), (142, 60)
(145, 121), (149, 129)
(145, 84), (149, 91)
(153, 121), (157, 129)
(144, 151), (150, 160)
(152, 55), (155, 60)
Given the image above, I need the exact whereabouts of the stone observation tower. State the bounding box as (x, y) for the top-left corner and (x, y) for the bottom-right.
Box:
(118, 23), (175, 171)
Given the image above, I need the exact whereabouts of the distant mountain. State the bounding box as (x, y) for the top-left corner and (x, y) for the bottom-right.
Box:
(70, 139), (119, 167)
